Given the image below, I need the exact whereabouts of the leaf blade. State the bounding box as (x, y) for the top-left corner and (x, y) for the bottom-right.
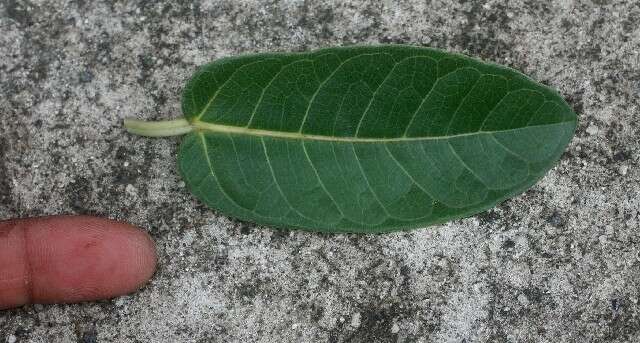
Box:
(177, 45), (577, 232)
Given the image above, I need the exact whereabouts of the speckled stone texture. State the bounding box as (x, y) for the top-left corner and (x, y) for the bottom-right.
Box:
(1, 0), (639, 342)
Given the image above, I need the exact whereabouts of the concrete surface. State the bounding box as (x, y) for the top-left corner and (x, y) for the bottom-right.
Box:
(1, 0), (639, 342)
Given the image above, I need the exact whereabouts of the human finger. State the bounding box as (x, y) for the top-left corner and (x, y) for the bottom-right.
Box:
(0, 215), (157, 310)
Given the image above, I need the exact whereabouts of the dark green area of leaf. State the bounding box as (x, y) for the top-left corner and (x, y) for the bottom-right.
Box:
(178, 45), (577, 233)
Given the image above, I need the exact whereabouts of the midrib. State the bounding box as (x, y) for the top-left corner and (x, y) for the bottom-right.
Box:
(192, 120), (571, 143)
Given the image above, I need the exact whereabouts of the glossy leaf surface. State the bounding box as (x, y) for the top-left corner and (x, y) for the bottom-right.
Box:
(176, 45), (576, 232)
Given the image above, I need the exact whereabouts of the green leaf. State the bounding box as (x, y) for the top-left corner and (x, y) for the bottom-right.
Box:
(125, 45), (577, 233)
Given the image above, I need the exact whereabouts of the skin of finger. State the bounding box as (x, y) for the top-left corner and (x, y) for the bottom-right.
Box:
(0, 216), (157, 310)
(0, 221), (29, 309)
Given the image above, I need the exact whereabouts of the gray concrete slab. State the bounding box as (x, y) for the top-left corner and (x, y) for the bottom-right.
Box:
(1, 0), (639, 342)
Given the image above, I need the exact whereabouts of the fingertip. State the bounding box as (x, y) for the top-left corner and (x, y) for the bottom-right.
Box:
(108, 218), (158, 292)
